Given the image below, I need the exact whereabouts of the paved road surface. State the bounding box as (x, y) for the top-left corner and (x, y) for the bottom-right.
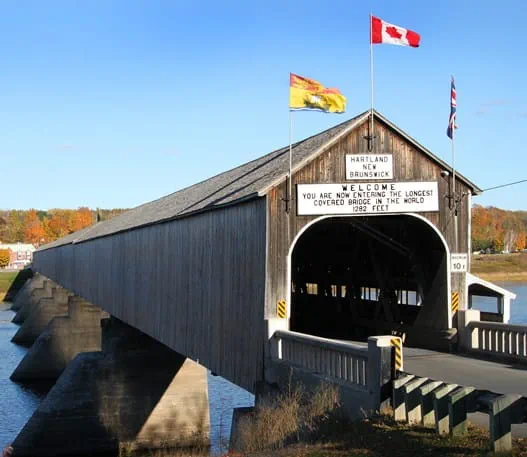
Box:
(404, 347), (527, 396)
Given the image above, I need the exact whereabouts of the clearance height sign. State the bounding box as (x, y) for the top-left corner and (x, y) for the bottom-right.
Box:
(297, 182), (439, 216)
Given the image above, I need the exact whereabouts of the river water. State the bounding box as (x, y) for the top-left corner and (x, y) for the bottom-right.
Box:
(1, 281), (526, 454)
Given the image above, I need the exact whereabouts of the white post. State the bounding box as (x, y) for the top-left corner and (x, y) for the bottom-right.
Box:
(457, 309), (480, 350)
(367, 336), (393, 412)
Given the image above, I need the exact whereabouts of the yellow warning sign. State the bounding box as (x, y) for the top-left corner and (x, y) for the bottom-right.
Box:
(452, 292), (460, 314)
(277, 300), (287, 319)
(391, 337), (403, 371)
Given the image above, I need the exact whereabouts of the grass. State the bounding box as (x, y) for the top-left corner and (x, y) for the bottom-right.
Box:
(229, 414), (527, 457)
(228, 381), (527, 457)
(0, 270), (18, 301)
(471, 252), (527, 281)
(232, 382), (340, 453)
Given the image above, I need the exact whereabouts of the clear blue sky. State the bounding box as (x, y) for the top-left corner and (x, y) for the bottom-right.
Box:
(2, 1), (526, 211)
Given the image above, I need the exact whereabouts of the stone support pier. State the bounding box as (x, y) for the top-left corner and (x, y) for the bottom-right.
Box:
(10, 273), (45, 312)
(11, 287), (72, 346)
(12, 280), (55, 325)
(11, 297), (104, 382)
(11, 317), (210, 457)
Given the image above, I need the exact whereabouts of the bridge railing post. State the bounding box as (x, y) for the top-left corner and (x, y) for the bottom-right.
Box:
(457, 309), (480, 351)
(269, 332), (282, 360)
(367, 336), (393, 413)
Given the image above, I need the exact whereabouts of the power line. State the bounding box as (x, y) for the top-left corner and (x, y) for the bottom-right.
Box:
(482, 178), (527, 193)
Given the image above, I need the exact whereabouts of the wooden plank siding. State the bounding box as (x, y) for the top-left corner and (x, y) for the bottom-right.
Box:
(34, 198), (267, 393)
(265, 117), (471, 319)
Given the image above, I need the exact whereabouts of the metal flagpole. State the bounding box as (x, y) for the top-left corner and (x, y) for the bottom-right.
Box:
(289, 111), (293, 211)
(369, 12), (375, 151)
(287, 109), (293, 248)
(450, 75), (458, 252)
(452, 124), (458, 252)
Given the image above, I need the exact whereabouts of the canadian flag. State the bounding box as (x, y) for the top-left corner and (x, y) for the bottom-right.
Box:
(371, 15), (420, 48)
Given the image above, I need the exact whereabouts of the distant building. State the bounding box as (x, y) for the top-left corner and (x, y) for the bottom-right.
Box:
(0, 243), (36, 269)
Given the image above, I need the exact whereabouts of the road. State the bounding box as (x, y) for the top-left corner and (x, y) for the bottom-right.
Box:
(403, 347), (527, 396)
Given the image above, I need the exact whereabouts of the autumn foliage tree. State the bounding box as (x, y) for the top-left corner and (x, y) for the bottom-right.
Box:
(471, 205), (527, 252)
(0, 208), (126, 245)
(0, 249), (9, 268)
(24, 209), (47, 245)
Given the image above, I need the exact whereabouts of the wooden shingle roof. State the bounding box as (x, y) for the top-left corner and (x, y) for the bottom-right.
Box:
(38, 110), (481, 250)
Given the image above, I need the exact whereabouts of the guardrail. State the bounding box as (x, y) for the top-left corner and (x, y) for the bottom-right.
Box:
(394, 373), (527, 452)
(458, 310), (527, 362)
(270, 330), (370, 388)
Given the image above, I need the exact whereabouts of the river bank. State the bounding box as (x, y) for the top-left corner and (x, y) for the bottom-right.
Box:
(471, 252), (527, 282)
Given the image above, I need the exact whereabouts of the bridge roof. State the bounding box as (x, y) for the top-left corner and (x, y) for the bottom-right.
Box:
(38, 110), (481, 251)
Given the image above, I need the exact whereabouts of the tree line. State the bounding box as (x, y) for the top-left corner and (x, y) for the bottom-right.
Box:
(0, 205), (525, 253)
(0, 208), (127, 246)
(472, 205), (527, 253)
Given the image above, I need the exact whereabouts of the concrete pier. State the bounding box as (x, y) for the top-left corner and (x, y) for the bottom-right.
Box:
(11, 318), (210, 457)
(9, 273), (44, 311)
(12, 280), (55, 325)
(11, 287), (72, 346)
(11, 297), (104, 382)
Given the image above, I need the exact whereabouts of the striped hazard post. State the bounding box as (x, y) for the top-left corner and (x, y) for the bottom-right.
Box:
(390, 336), (403, 372)
(452, 291), (460, 314)
(277, 299), (287, 319)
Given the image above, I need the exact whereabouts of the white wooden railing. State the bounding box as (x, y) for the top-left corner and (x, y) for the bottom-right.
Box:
(270, 330), (369, 388)
(459, 310), (527, 361)
(470, 321), (527, 358)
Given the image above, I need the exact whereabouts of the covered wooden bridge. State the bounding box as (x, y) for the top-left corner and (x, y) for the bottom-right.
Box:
(34, 110), (488, 393)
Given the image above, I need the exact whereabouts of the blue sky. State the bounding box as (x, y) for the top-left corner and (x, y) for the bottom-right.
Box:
(1, 1), (526, 210)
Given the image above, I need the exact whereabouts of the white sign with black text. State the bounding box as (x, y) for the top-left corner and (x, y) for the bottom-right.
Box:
(451, 254), (468, 273)
(346, 154), (393, 180)
(297, 181), (439, 215)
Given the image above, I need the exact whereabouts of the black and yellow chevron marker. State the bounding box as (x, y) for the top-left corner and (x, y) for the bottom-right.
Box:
(277, 299), (287, 319)
(452, 292), (460, 314)
(391, 337), (403, 371)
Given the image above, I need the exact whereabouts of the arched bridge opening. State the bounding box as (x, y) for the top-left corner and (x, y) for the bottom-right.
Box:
(290, 215), (450, 347)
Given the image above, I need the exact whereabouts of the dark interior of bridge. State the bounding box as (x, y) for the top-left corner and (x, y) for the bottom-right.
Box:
(290, 216), (448, 343)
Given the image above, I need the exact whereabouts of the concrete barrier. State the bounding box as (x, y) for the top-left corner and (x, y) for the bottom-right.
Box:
(433, 383), (459, 435)
(419, 380), (443, 427)
(448, 386), (475, 435)
(404, 377), (429, 424)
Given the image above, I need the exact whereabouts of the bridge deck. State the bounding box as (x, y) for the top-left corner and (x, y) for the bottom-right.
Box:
(403, 347), (527, 396)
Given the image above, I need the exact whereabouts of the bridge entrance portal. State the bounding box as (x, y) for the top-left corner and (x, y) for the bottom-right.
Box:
(290, 215), (450, 347)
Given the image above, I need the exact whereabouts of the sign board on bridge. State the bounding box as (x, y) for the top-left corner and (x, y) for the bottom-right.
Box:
(296, 181), (439, 216)
(346, 154), (393, 180)
(451, 253), (468, 273)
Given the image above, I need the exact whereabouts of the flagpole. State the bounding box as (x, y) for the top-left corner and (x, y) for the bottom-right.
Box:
(369, 12), (375, 151)
(452, 122), (458, 252)
(450, 75), (458, 252)
(287, 109), (293, 244)
(288, 110), (293, 214)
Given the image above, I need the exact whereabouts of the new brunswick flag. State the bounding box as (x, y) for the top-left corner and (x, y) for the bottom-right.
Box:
(289, 73), (346, 113)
